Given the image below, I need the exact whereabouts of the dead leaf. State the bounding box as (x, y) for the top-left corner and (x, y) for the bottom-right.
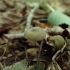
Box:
(47, 26), (64, 35)
(3, 0), (15, 8)
(46, 61), (62, 70)
(0, 1), (7, 11)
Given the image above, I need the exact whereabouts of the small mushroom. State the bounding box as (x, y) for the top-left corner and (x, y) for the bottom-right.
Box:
(24, 27), (46, 42)
(26, 48), (39, 56)
(48, 35), (65, 52)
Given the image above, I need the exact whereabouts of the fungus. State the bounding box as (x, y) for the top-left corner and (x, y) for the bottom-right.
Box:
(26, 48), (39, 56)
(48, 35), (65, 52)
(24, 27), (46, 42)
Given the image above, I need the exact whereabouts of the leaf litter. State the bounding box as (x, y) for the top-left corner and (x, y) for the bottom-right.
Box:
(0, 0), (70, 70)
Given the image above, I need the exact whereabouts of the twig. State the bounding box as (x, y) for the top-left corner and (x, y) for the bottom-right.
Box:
(0, 43), (8, 70)
(24, 46), (30, 65)
(52, 43), (67, 61)
(4, 33), (24, 40)
(25, 3), (40, 30)
(61, 43), (67, 52)
(20, 15), (48, 23)
(52, 50), (61, 61)
(43, 2), (55, 12)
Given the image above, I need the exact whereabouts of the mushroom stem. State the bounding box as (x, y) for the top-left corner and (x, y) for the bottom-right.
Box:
(36, 40), (44, 70)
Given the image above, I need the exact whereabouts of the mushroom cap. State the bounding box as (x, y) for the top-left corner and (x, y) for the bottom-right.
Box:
(24, 27), (46, 41)
(49, 35), (65, 51)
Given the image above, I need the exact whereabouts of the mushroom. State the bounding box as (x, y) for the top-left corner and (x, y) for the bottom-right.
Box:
(24, 27), (46, 45)
(48, 35), (65, 52)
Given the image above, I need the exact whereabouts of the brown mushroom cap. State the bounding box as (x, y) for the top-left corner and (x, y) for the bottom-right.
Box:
(24, 27), (46, 41)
